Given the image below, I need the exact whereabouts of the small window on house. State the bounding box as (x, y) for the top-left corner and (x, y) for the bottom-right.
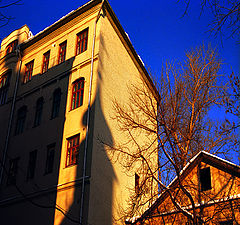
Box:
(58, 41), (67, 64)
(71, 78), (84, 110)
(23, 60), (34, 83)
(7, 157), (19, 185)
(6, 40), (18, 55)
(45, 143), (55, 174)
(0, 71), (11, 105)
(199, 167), (212, 191)
(51, 88), (61, 119)
(15, 106), (27, 135)
(42, 51), (50, 73)
(34, 97), (44, 127)
(27, 150), (37, 180)
(76, 28), (88, 55)
(135, 173), (140, 194)
(219, 220), (233, 225)
(66, 134), (80, 167)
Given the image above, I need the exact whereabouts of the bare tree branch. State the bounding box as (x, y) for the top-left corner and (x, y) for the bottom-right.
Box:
(100, 45), (238, 223)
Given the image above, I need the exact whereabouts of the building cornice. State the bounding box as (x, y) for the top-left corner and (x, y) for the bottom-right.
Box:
(20, 0), (102, 50)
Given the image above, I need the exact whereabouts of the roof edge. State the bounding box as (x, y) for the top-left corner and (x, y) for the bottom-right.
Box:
(103, 0), (160, 101)
(127, 151), (240, 224)
(20, 0), (102, 50)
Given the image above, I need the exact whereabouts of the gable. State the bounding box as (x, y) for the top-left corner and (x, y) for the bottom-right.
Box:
(130, 152), (240, 224)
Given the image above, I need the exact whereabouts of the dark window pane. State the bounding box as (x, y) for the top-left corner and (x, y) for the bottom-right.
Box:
(7, 157), (19, 185)
(200, 167), (212, 191)
(51, 88), (61, 119)
(45, 144), (55, 174)
(0, 71), (11, 105)
(34, 97), (44, 127)
(135, 173), (140, 194)
(27, 150), (37, 180)
(15, 106), (27, 135)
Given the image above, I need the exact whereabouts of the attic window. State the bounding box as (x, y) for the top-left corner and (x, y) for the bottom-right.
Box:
(135, 173), (140, 194)
(199, 167), (211, 191)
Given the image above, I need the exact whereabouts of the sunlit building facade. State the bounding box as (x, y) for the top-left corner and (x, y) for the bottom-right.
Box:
(0, 0), (158, 225)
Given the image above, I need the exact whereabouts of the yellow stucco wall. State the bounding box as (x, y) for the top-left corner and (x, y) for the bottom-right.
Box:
(0, 2), (158, 225)
(87, 9), (158, 225)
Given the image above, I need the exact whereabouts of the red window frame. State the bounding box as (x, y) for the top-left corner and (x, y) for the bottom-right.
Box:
(66, 135), (80, 167)
(71, 78), (84, 110)
(76, 28), (88, 55)
(0, 71), (11, 105)
(58, 41), (67, 64)
(6, 40), (18, 55)
(23, 61), (34, 83)
(42, 51), (50, 73)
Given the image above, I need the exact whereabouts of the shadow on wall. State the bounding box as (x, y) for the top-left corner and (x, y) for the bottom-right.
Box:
(0, 29), (116, 225)
(59, 71), (116, 225)
(0, 53), (72, 225)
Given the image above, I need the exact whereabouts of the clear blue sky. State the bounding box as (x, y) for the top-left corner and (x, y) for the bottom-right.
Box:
(1, 0), (239, 163)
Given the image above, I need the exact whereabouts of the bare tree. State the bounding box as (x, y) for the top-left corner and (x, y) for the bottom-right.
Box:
(225, 73), (240, 154)
(99, 45), (237, 223)
(182, 0), (240, 40)
(0, 0), (21, 28)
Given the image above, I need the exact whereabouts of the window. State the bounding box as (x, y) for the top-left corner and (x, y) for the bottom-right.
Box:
(135, 173), (140, 194)
(199, 167), (212, 191)
(23, 60), (34, 83)
(7, 157), (19, 185)
(27, 150), (37, 180)
(6, 40), (18, 55)
(71, 78), (84, 110)
(45, 144), (55, 174)
(76, 28), (88, 55)
(66, 135), (80, 167)
(51, 88), (61, 118)
(58, 41), (67, 64)
(0, 71), (11, 105)
(34, 97), (44, 127)
(42, 51), (50, 73)
(15, 106), (27, 135)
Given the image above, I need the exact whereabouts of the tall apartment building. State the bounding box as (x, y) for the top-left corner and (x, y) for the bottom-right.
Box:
(0, 1), (158, 224)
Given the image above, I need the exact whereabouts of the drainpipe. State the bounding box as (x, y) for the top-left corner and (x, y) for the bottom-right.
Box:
(79, 1), (105, 224)
(0, 46), (22, 185)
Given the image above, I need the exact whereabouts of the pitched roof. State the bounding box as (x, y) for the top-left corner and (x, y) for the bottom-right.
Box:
(126, 151), (240, 224)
